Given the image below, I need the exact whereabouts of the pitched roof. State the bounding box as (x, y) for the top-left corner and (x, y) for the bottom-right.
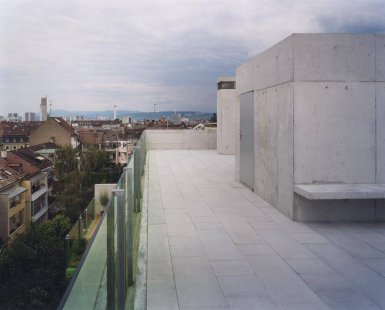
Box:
(8, 148), (52, 171)
(50, 118), (76, 136)
(78, 131), (104, 145)
(0, 159), (23, 190)
(28, 142), (59, 152)
(0, 152), (38, 177)
(0, 121), (41, 136)
(74, 119), (121, 127)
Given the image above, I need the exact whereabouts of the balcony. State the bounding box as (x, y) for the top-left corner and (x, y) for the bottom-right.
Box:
(32, 204), (48, 222)
(10, 199), (22, 209)
(59, 130), (385, 310)
(31, 186), (48, 201)
(31, 183), (42, 194)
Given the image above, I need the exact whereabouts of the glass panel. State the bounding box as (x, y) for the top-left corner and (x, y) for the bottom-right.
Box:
(61, 131), (146, 309)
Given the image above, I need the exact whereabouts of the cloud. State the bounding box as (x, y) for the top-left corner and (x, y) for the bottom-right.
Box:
(0, 0), (384, 116)
(316, 0), (385, 33)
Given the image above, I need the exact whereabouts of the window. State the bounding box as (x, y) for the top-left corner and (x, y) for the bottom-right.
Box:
(217, 81), (236, 90)
(13, 138), (16, 142)
(31, 195), (47, 217)
(5, 138), (9, 142)
(12, 146), (17, 150)
(31, 181), (42, 194)
(20, 138), (23, 142)
(10, 194), (22, 208)
(5, 146), (9, 150)
(9, 211), (23, 235)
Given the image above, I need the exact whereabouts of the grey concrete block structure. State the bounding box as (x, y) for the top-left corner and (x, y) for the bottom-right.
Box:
(217, 77), (237, 155)
(236, 33), (385, 221)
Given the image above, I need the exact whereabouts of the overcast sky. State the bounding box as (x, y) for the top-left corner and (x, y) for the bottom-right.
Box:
(1, 0), (384, 116)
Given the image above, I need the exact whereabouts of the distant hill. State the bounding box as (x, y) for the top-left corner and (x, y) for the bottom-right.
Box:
(50, 109), (215, 121)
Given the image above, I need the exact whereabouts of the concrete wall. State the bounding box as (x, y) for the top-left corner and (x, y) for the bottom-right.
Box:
(236, 33), (385, 221)
(254, 83), (294, 218)
(235, 96), (241, 182)
(146, 129), (216, 150)
(217, 77), (236, 155)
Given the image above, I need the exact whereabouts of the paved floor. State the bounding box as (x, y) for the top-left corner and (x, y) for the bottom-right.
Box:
(146, 150), (385, 310)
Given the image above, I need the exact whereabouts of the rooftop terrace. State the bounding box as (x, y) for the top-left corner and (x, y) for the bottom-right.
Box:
(146, 150), (385, 310)
(60, 130), (385, 310)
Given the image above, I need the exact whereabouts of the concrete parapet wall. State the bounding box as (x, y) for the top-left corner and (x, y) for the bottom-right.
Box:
(146, 129), (217, 150)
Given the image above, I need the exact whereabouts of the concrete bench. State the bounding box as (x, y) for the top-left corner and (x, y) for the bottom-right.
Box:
(294, 184), (385, 200)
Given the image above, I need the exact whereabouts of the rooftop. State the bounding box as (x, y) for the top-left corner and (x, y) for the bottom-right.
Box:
(59, 130), (385, 310)
(52, 117), (77, 136)
(0, 121), (41, 136)
(147, 150), (385, 309)
(0, 160), (23, 190)
(28, 142), (59, 152)
(9, 148), (52, 171)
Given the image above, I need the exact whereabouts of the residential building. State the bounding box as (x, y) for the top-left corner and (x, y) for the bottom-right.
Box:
(0, 160), (28, 242)
(29, 117), (79, 148)
(0, 145), (52, 242)
(6, 148), (52, 223)
(29, 142), (59, 161)
(0, 121), (40, 151)
(71, 119), (121, 128)
(0, 134), (26, 151)
(77, 123), (134, 164)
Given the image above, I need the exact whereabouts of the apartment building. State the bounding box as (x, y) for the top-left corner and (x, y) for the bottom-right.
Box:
(78, 125), (134, 165)
(0, 160), (28, 242)
(0, 121), (40, 150)
(0, 146), (53, 243)
(29, 117), (79, 148)
(7, 148), (53, 222)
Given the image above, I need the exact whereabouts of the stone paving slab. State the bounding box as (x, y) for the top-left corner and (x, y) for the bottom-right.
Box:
(147, 150), (385, 310)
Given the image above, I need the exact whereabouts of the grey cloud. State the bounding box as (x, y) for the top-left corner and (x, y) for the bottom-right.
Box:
(317, 1), (385, 33)
(318, 18), (385, 33)
(1, 0), (384, 115)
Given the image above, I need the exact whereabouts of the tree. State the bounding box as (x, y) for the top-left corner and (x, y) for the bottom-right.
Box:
(0, 216), (71, 309)
(54, 146), (78, 181)
(99, 191), (109, 208)
(54, 147), (122, 222)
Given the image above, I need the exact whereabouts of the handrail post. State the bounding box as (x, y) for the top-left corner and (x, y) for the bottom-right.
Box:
(114, 189), (126, 310)
(78, 215), (82, 240)
(84, 209), (87, 231)
(64, 234), (70, 269)
(134, 145), (142, 212)
(107, 196), (116, 309)
(125, 167), (133, 286)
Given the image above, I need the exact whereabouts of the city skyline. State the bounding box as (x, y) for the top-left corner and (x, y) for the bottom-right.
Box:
(1, 0), (385, 116)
